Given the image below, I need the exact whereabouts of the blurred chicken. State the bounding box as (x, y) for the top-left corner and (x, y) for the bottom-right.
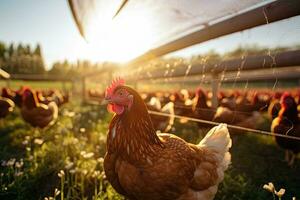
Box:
(51, 90), (65, 106)
(251, 92), (270, 112)
(0, 96), (15, 119)
(271, 93), (300, 166)
(2, 87), (15, 100)
(62, 91), (70, 105)
(36, 90), (52, 105)
(213, 105), (262, 131)
(170, 90), (193, 123)
(14, 86), (28, 107)
(235, 92), (254, 113)
(268, 92), (282, 120)
(192, 88), (215, 128)
(21, 88), (58, 128)
(213, 106), (248, 125)
(146, 96), (175, 132)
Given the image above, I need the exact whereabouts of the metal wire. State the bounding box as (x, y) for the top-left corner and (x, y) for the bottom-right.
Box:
(171, 102), (254, 117)
(85, 99), (300, 141)
(148, 110), (300, 141)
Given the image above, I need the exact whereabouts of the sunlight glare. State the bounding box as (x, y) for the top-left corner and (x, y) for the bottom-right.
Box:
(84, 5), (156, 63)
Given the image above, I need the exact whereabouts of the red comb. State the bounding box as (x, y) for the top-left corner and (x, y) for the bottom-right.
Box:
(105, 77), (125, 98)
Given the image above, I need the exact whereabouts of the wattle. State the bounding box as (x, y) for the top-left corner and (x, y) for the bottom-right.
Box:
(107, 103), (125, 115)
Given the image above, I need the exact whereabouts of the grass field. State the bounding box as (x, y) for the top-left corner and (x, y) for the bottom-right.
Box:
(0, 99), (299, 200)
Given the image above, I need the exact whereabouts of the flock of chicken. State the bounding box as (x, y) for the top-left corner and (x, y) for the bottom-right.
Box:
(87, 86), (300, 164)
(134, 88), (300, 166)
(1, 85), (299, 166)
(0, 87), (69, 128)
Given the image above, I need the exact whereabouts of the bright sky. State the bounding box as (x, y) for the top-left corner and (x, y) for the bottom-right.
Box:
(0, 0), (92, 68)
(0, 0), (300, 69)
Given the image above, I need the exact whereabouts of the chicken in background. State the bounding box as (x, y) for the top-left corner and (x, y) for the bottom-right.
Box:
(235, 92), (254, 113)
(2, 87), (26, 108)
(62, 91), (70, 105)
(88, 88), (104, 100)
(0, 96), (15, 120)
(2, 87), (16, 100)
(21, 88), (58, 128)
(219, 95), (238, 110)
(213, 104), (262, 131)
(14, 86), (28, 107)
(213, 106), (247, 125)
(169, 90), (193, 123)
(251, 92), (270, 112)
(52, 90), (65, 106)
(271, 92), (300, 166)
(192, 87), (215, 128)
(159, 92), (171, 107)
(36, 90), (52, 105)
(295, 90), (300, 114)
(38, 89), (69, 107)
(104, 78), (232, 200)
(268, 92), (282, 120)
(146, 95), (175, 132)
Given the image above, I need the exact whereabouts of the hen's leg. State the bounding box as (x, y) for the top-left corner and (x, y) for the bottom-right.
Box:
(288, 153), (295, 167)
(285, 150), (290, 162)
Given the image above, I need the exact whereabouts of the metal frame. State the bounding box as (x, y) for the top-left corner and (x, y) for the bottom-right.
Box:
(125, 50), (300, 80)
(68, 0), (300, 106)
(127, 0), (300, 66)
(123, 50), (300, 108)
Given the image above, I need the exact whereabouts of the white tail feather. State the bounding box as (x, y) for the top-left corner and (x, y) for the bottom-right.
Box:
(199, 124), (232, 172)
(199, 124), (232, 152)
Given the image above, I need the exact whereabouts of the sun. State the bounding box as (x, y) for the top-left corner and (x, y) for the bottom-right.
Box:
(82, 8), (157, 63)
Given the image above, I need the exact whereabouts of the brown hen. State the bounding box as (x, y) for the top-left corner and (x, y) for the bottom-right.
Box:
(104, 78), (232, 200)
(0, 96), (15, 119)
(271, 93), (300, 166)
(21, 88), (58, 128)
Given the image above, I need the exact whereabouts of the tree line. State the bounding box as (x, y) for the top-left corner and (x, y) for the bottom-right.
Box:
(0, 42), (45, 74)
(0, 41), (107, 77)
(1, 41), (299, 77)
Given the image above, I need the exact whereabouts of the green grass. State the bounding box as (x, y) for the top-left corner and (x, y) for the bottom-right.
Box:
(0, 101), (299, 200)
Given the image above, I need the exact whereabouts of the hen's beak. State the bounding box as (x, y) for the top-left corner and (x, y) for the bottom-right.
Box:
(102, 97), (112, 105)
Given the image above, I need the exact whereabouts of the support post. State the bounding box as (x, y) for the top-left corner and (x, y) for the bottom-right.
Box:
(211, 73), (219, 109)
(62, 81), (67, 92)
(82, 77), (86, 103)
(71, 80), (75, 97)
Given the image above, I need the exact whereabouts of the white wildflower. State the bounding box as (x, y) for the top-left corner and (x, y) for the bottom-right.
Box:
(57, 170), (65, 178)
(54, 188), (60, 196)
(34, 138), (44, 145)
(275, 188), (285, 198)
(263, 182), (275, 193)
(65, 162), (74, 170)
(83, 152), (94, 159)
(80, 128), (86, 133)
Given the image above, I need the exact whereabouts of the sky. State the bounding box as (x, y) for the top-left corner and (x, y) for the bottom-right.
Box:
(0, 0), (300, 69)
(0, 0), (89, 68)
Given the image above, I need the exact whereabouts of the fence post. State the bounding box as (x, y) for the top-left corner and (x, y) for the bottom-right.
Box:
(62, 81), (66, 92)
(82, 77), (86, 102)
(71, 79), (75, 97)
(211, 73), (219, 109)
